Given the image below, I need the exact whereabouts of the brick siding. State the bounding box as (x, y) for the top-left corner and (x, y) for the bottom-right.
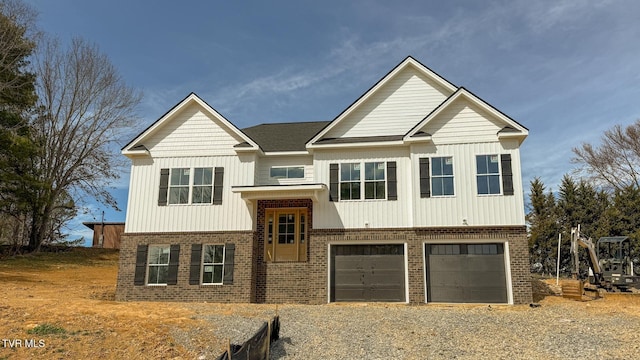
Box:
(116, 224), (532, 305)
(115, 231), (253, 302)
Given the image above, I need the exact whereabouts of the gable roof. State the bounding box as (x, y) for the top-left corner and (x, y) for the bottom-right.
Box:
(307, 56), (458, 147)
(242, 121), (330, 152)
(403, 87), (528, 144)
(121, 93), (259, 156)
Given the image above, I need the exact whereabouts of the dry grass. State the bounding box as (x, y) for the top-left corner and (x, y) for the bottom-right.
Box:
(0, 248), (210, 359)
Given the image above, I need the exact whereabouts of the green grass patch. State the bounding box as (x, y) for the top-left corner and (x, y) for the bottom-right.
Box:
(27, 323), (67, 336)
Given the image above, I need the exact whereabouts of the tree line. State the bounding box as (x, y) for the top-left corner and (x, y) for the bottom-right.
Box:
(528, 120), (640, 275)
(0, 0), (140, 252)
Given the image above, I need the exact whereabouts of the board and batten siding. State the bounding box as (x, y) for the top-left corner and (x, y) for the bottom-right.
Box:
(125, 155), (254, 233)
(410, 141), (525, 227)
(143, 102), (245, 158)
(325, 66), (451, 138)
(255, 156), (314, 185)
(418, 98), (505, 145)
(312, 148), (412, 229)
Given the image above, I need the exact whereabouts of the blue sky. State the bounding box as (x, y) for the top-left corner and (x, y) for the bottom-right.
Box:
(24, 0), (640, 245)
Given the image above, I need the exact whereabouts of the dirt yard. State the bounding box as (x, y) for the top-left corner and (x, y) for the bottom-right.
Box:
(1, 248), (639, 359)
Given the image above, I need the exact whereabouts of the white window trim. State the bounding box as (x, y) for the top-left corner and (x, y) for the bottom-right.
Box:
(147, 244), (170, 286)
(339, 161), (388, 201)
(430, 156), (455, 198)
(475, 154), (503, 196)
(269, 166), (305, 179)
(167, 167), (216, 206)
(201, 244), (225, 285)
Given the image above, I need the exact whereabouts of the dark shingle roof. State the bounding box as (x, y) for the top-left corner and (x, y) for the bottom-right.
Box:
(242, 121), (330, 152)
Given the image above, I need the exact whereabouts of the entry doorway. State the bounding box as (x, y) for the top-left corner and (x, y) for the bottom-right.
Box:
(264, 208), (307, 262)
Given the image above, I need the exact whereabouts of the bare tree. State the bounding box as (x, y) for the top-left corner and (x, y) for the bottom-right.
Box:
(27, 37), (141, 251)
(573, 120), (640, 191)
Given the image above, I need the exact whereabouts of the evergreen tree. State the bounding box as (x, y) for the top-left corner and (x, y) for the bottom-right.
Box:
(526, 178), (560, 274)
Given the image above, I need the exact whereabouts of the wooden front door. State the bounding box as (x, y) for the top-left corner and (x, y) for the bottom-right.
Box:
(265, 208), (307, 262)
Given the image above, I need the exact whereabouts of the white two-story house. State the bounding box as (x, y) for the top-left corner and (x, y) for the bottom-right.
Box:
(116, 56), (532, 305)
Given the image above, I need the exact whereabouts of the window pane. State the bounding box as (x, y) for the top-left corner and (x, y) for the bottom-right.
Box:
(341, 165), (351, 181)
(288, 167), (304, 178)
(351, 164), (360, 181)
(170, 168), (182, 185)
(194, 168), (212, 185)
(192, 187), (202, 203)
(212, 265), (223, 283)
(477, 176), (489, 195)
(365, 163), (375, 180)
(213, 245), (224, 263)
(432, 157), (443, 176)
(488, 155), (499, 173)
(340, 183), (351, 200)
(432, 177), (443, 196)
(443, 177), (454, 196)
(442, 157), (453, 176)
(203, 245), (213, 263)
(376, 181), (385, 199)
(351, 182), (361, 200)
(194, 168), (203, 184)
(179, 188), (189, 204)
(476, 156), (488, 175)
(488, 175), (501, 194)
(202, 270), (213, 284)
(155, 265), (168, 284)
(270, 167), (287, 178)
(364, 182), (374, 199)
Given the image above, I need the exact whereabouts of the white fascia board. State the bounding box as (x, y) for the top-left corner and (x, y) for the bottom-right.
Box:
(123, 93), (260, 152)
(306, 57), (457, 147)
(262, 151), (310, 156)
(306, 140), (407, 150)
(121, 149), (150, 158)
(232, 184), (327, 202)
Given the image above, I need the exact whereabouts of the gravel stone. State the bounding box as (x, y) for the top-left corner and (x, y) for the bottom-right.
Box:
(181, 300), (640, 359)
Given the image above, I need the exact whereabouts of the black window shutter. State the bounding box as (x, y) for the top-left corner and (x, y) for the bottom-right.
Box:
(167, 244), (180, 285)
(223, 243), (235, 285)
(419, 158), (431, 198)
(213, 167), (224, 205)
(158, 169), (169, 206)
(501, 154), (514, 196)
(387, 161), (397, 201)
(189, 244), (202, 285)
(134, 244), (148, 286)
(329, 164), (339, 202)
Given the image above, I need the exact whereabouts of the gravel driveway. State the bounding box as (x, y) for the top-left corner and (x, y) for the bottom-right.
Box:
(182, 298), (640, 360)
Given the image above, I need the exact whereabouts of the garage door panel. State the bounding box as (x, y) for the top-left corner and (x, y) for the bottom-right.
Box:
(426, 243), (508, 304)
(331, 245), (406, 302)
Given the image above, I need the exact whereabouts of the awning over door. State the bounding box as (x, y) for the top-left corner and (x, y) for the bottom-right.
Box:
(232, 184), (327, 203)
(425, 243), (508, 303)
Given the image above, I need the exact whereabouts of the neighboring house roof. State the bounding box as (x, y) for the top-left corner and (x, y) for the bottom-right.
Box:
(82, 222), (126, 230)
(242, 121), (330, 152)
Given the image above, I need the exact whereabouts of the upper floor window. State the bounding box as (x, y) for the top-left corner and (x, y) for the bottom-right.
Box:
(169, 168), (190, 204)
(340, 162), (387, 200)
(270, 166), (305, 179)
(431, 157), (454, 196)
(160, 167), (223, 206)
(476, 155), (501, 195)
(340, 163), (361, 200)
(192, 168), (213, 204)
(364, 162), (386, 199)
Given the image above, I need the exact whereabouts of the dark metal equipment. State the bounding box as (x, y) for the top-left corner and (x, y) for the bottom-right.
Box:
(571, 226), (640, 291)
